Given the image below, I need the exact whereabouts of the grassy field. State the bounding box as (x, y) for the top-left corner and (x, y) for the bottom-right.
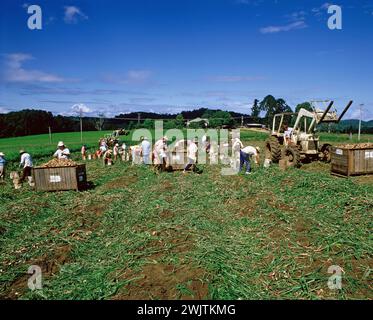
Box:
(0, 130), (372, 300)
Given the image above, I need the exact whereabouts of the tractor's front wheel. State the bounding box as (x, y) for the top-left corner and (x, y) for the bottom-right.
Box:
(285, 145), (301, 167)
(265, 136), (282, 163)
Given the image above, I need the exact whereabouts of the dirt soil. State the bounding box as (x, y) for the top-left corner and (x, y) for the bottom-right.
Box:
(113, 263), (208, 300)
(1, 245), (71, 299)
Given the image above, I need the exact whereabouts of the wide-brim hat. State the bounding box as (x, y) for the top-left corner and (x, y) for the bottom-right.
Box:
(19, 149), (25, 154)
(57, 141), (65, 147)
(0, 152), (4, 157)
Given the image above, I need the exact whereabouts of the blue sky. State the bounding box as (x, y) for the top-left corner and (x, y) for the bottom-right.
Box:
(0, 0), (372, 119)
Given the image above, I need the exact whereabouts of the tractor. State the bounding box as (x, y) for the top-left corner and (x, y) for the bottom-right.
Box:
(265, 100), (353, 167)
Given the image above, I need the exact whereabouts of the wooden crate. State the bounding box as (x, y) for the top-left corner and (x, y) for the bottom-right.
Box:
(331, 145), (373, 176)
(32, 164), (87, 191)
(167, 151), (188, 171)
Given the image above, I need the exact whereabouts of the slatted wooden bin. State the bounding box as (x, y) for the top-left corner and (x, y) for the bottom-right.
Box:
(331, 143), (373, 177)
(167, 151), (188, 171)
(32, 164), (87, 191)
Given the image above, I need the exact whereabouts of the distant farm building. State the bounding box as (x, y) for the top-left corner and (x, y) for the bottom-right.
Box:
(186, 118), (209, 127)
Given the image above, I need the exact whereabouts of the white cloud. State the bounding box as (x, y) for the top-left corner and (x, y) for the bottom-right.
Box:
(312, 3), (332, 16)
(102, 70), (152, 85)
(71, 103), (91, 114)
(286, 11), (307, 22)
(126, 70), (152, 83)
(0, 107), (11, 114)
(346, 104), (373, 120)
(63, 6), (88, 24)
(260, 20), (307, 34)
(207, 75), (265, 82)
(1, 53), (65, 83)
(235, 0), (264, 5)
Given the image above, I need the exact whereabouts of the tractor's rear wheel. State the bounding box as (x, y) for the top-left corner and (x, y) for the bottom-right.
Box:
(285, 145), (301, 167)
(320, 144), (332, 162)
(265, 136), (282, 163)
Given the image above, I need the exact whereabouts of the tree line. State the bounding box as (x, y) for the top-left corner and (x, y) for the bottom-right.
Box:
(0, 96), (372, 138)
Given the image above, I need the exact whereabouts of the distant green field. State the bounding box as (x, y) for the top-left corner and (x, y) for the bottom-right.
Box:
(0, 131), (112, 163)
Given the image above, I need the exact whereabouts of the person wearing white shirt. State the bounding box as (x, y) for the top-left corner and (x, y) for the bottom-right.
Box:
(19, 149), (33, 182)
(54, 141), (70, 160)
(141, 137), (151, 165)
(119, 143), (128, 161)
(240, 146), (260, 174)
(183, 139), (198, 173)
(284, 125), (294, 145)
(153, 136), (168, 170)
(113, 143), (119, 161)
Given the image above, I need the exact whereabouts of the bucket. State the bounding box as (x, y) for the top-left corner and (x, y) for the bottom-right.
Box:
(88, 154), (92, 160)
(264, 159), (272, 168)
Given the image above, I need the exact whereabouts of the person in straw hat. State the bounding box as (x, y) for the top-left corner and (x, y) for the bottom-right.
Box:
(54, 141), (70, 159)
(19, 149), (33, 183)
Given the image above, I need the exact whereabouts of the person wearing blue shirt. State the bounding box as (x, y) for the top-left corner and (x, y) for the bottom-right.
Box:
(0, 152), (6, 182)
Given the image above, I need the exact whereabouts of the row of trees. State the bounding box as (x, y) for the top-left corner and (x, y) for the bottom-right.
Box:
(0, 109), (239, 137)
(0, 99), (371, 138)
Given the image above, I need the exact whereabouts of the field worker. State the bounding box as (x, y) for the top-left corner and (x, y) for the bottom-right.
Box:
(119, 142), (128, 161)
(174, 139), (186, 165)
(103, 149), (113, 166)
(0, 152), (6, 182)
(284, 125), (294, 145)
(183, 138), (198, 173)
(141, 137), (151, 165)
(130, 145), (142, 165)
(153, 136), (168, 171)
(113, 143), (119, 161)
(54, 141), (70, 159)
(19, 150), (33, 183)
(81, 144), (87, 160)
(97, 141), (107, 159)
(240, 146), (260, 175)
(100, 142), (107, 153)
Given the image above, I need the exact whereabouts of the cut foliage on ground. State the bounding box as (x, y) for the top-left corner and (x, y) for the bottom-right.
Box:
(0, 131), (372, 300)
